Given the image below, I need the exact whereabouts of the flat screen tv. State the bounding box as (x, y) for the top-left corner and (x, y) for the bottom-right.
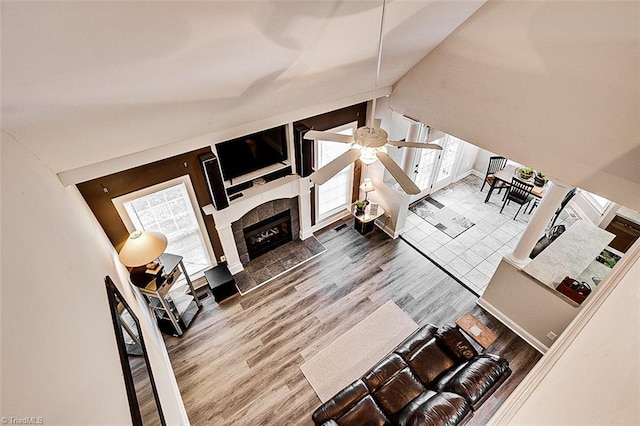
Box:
(215, 126), (288, 182)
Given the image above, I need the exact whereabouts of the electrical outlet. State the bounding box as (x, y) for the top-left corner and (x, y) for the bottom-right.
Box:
(546, 331), (558, 341)
(220, 255), (226, 262)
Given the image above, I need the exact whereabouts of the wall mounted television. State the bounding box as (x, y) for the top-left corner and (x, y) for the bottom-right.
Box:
(215, 125), (288, 182)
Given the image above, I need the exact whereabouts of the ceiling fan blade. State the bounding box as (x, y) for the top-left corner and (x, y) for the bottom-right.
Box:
(304, 130), (354, 144)
(376, 152), (421, 195)
(387, 140), (443, 150)
(309, 148), (361, 185)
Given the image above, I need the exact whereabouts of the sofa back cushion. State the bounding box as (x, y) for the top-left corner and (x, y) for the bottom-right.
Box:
(436, 325), (478, 362)
(339, 395), (390, 426)
(394, 324), (439, 360)
(406, 338), (457, 385)
(312, 380), (369, 424)
(362, 354), (408, 391)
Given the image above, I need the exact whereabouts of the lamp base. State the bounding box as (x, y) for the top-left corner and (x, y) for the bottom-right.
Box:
(145, 261), (163, 275)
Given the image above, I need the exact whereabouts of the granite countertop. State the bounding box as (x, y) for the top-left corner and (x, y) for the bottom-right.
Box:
(523, 220), (615, 288)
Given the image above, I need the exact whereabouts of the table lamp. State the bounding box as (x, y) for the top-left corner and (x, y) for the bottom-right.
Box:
(118, 230), (168, 273)
(360, 178), (375, 202)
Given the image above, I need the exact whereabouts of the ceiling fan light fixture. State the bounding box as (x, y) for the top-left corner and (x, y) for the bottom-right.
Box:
(360, 148), (378, 164)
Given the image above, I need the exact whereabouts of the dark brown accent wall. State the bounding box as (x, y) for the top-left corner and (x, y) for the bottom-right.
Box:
(78, 102), (368, 255)
(77, 147), (223, 255)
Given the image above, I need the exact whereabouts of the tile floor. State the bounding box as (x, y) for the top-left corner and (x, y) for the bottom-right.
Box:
(402, 174), (577, 295)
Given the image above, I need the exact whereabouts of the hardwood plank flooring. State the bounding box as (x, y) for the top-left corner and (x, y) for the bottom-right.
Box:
(162, 219), (541, 425)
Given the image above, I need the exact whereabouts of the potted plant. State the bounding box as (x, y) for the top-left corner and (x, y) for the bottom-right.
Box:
(354, 200), (367, 215)
(534, 171), (546, 187)
(516, 166), (534, 180)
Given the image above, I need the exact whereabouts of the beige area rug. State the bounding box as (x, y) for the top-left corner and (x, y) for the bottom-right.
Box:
(300, 300), (419, 402)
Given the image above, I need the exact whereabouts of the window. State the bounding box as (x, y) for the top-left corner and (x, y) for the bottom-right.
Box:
(113, 176), (215, 278)
(315, 122), (357, 222)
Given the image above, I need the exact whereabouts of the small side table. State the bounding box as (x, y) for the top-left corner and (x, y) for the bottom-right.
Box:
(130, 253), (202, 337)
(204, 264), (238, 303)
(455, 312), (497, 350)
(350, 203), (385, 235)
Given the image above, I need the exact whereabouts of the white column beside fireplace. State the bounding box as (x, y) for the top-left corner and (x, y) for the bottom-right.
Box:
(203, 175), (312, 274)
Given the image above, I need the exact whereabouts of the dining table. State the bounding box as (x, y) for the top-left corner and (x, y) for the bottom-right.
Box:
(484, 164), (547, 203)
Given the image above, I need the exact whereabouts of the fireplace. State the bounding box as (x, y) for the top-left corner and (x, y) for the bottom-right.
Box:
(243, 210), (292, 260)
(230, 197), (300, 265)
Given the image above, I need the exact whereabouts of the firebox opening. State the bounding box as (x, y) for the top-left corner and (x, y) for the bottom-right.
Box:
(243, 210), (292, 260)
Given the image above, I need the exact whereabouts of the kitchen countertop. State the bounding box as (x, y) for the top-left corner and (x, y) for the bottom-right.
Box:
(523, 220), (615, 288)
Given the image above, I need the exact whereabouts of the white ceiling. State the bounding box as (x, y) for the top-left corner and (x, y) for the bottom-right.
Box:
(1, 1), (484, 180)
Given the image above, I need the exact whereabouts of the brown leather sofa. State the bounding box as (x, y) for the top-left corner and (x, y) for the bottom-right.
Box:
(312, 324), (511, 425)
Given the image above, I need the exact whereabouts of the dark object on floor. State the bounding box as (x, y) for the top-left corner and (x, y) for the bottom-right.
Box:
(530, 225), (566, 259)
(557, 276), (591, 304)
(481, 156), (508, 192)
(334, 223), (348, 231)
(311, 324), (511, 426)
(204, 265), (238, 303)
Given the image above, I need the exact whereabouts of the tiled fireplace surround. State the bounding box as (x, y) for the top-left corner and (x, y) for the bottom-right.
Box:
(203, 175), (312, 274)
(232, 198), (300, 265)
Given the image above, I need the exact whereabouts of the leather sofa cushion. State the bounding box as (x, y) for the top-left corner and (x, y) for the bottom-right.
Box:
(407, 338), (456, 385)
(397, 391), (471, 426)
(312, 380), (369, 424)
(435, 354), (511, 408)
(363, 354), (408, 391)
(339, 395), (390, 426)
(394, 324), (439, 360)
(436, 325), (478, 362)
(371, 368), (427, 418)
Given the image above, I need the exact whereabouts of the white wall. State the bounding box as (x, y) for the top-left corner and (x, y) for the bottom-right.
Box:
(494, 243), (640, 424)
(1, 134), (187, 425)
(391, 1), (640, 211)
(454, 139), (479, 181)
(479, 259), (579, 352)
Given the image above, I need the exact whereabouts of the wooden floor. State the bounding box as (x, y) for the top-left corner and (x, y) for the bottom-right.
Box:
(163, 220), (542, 425)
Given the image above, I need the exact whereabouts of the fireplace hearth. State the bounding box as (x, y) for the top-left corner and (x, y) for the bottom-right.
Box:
(243, 210), (292, 260)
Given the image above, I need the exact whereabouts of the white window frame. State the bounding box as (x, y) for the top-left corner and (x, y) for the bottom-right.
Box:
(581, 189), (611, 215)
(112, 175), (217, 278)
(314, 121), (358, 223)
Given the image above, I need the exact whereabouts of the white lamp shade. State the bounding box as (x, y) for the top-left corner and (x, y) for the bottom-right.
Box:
(360, 178), (375, 193)
(118, 230), (168, 267)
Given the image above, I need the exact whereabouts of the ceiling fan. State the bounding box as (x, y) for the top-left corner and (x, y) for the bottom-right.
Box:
(304, 0), (443, 195)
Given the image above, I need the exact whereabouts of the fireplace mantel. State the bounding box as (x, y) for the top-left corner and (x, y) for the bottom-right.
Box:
(202, 174), (312, 274)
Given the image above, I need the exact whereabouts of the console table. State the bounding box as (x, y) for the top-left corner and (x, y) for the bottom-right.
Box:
(129, 253), (202, 337)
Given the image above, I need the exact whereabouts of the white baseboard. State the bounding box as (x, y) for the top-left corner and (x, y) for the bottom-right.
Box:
(477, 298), (548, 354)
(470, 169), (484, 179)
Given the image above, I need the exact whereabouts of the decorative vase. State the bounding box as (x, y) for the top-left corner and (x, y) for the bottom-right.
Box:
(534, 175), (546, 187)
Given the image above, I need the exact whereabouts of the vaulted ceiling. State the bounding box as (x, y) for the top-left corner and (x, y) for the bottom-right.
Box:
(1, 0), (484, 181)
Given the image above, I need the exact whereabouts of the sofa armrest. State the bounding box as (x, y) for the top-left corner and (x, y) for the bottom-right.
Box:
(434, 354), (511, 410)
(312, 380), (369, 424)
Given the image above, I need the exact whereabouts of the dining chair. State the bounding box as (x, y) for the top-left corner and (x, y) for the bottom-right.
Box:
(500, 177), (534, 219)
(481, 156), (508, 192)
